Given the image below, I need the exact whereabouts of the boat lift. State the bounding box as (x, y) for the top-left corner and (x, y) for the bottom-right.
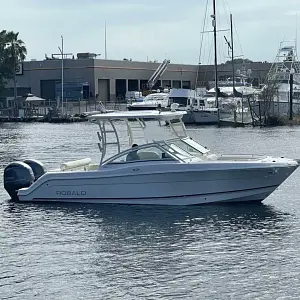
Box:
(144, 59), (170, 90)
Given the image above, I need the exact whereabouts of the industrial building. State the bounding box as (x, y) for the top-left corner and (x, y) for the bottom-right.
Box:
(2, 52), (272, 105)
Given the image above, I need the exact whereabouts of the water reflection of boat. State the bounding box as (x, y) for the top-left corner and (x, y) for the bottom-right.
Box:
(3, 201), (289, 236)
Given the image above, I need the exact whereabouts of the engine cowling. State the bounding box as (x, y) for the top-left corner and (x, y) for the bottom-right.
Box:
(23, 159), (45, 180)
(3, 162), (35, 201)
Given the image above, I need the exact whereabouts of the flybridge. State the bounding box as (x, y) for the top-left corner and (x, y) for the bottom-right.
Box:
(267, 41), (300, 82)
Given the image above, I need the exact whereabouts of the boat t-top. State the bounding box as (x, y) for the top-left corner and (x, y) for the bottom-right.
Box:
(3, 109), (299, 205)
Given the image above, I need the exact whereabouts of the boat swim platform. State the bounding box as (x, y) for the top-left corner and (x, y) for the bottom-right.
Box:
(218, 118), (254, 127)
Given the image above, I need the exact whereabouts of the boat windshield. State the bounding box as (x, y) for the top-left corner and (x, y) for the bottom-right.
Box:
(161, 142), (194, 160)
(161, 137), (210, 156)
(103, 139), (203, 165)
(144, 94), (168, 102)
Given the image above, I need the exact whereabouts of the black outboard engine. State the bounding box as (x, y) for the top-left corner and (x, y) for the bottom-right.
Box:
(4, 162), (35, 201)
(23, 159), (45, 181)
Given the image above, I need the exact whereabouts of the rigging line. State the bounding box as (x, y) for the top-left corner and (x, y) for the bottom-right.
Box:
(202, 37), (214, 85)
(220, 0), (230, 36)
(195, 0), (209, 89)
(222, 0), (231, 57)
(216, 3), (227, 64)
(221, 0), (231, 29)
(233, 21), (244, 59)
(223, 0), (231, 16)
(223, 0), (234, 44)
(223, 0), (244, 59)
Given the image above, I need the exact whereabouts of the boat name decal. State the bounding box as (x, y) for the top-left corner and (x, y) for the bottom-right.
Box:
(56, 190), (87, 196)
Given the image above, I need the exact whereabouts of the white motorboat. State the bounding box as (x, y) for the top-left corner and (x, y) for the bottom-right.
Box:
(3, 110), (299, 205)
(169, 89), (218, 125)
(127, 92), (169, 111)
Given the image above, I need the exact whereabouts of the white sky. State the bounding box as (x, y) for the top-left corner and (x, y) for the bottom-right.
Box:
(2, 0), (300, 64)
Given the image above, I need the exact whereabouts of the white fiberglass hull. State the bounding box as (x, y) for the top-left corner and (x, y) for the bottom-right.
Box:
(183, 110), (218, 125)
(17, 162), (298, 205)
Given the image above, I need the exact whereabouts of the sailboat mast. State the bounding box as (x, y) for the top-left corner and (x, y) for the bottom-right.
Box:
(213, 0), (218, 111)
(230, 13), (235, 93)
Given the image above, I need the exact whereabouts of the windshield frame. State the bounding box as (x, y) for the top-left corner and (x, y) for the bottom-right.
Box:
(102, 141), (185, 165)
(101, 137), (206, 166)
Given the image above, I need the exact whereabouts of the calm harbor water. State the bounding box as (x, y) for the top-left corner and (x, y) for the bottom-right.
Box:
(1, 122), (300, 299)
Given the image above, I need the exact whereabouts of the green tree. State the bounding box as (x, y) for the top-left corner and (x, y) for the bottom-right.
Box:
(0, 30), (27, 96)
(225, 58), (253, 65)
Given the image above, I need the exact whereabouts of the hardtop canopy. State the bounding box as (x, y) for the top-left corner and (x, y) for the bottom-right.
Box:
(87, 110), (186, 122)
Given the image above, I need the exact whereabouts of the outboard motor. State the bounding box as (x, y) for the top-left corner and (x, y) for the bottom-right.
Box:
(23, 159), (45, 181)
(4, 162), (35, 201)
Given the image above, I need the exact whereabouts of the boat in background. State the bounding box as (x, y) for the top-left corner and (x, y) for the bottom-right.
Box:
(125, 91), (143, 104)
(127, 92), (169, 111)
(253, 41), (300, 118)
(169, 89), (218, 124)
(3, 109), (299, 205)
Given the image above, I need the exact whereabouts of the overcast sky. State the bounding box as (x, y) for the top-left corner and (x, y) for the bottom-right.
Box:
(1, 0), (299, 64)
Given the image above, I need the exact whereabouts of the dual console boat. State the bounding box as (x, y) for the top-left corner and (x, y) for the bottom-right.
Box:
(3, 110), (299, 205)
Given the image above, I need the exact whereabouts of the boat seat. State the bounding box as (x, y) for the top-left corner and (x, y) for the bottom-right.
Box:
(204, 154), (218, 160)
(138, 151), (161, 160)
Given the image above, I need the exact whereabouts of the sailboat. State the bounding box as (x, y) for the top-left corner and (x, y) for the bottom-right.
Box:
(201, 4), (258, 124)
(166, 0), (221, 126)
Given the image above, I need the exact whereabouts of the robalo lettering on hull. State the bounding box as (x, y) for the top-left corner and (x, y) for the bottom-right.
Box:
(56, 191), (87, 196)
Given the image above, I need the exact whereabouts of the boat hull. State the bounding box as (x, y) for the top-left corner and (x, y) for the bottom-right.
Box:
(24, 186), (273, 205)
(127, 106), (168, 111)
(183, 110), (218, 125)
(17, 163), (298, 205)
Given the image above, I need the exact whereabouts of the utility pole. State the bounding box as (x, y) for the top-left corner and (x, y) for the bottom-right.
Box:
(105, 22), (107, 59)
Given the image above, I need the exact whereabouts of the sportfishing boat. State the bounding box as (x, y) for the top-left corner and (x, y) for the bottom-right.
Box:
(3, 109), (299, 205)
(253, 41), (300, 118)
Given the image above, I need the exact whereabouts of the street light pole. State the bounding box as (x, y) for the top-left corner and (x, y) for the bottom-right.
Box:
(58, 36), (64, 115)
(105, 22), (107, 59)
(12, 42), (17, 103)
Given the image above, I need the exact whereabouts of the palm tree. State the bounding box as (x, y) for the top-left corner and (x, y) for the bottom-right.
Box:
(0, 30), (27, 78)
(1, 31), (27, 101)
(0, 31), (12, 95)
(4, 31), (27, 62)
